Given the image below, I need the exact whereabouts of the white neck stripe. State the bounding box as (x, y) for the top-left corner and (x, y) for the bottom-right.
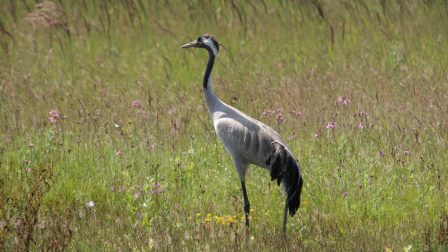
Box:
(203, 38), (218, 56)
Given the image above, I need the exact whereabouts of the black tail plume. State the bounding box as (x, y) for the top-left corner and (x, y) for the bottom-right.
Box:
(269, 141), (303, 216)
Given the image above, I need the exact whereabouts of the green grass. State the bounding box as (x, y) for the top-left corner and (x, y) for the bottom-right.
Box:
(0, 0), (447, 251)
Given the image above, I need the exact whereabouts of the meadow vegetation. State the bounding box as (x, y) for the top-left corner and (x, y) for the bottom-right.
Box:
(0, 0), (447, 251)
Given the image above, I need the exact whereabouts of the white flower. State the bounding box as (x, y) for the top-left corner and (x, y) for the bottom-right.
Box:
(86, 200), (95, 208)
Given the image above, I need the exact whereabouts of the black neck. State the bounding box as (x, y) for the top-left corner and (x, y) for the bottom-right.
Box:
(203, 51), (215, 90)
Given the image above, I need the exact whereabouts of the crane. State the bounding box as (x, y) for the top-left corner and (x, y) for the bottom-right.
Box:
(181, 34), (303, 234)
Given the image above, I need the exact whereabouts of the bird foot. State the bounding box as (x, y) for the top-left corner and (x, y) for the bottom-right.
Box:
(282, 232), (288, 242)
(245, 226), (250, 237)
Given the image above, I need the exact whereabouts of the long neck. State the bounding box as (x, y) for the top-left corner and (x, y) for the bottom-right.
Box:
(202, 50), (223, 117)
(203, 51), (215, 90)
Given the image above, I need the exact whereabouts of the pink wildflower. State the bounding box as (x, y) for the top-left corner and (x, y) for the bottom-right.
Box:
(261, 108), (284, 122)
(132, 100), (141, 109)
(261, 109), (271, 117)
(377, 150), (385, 158)
(276, 113), (285, 124)
(151, 183), (162, 195)
(290, 110), (303, 118)
(48, 109), (60, 119)
(357, 123), (365, 129)
(325, 122), (336, 129)
(337, 96), (351, 107)
(28, 143), (34, 148)
(134, 191), (141, 199)
(403, 150), (410, 156)
(48, 109), (61, 123)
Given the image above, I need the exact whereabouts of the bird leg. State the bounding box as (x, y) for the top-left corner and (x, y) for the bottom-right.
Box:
(283, 198), (288, 237)
(241, 181), (250, 228)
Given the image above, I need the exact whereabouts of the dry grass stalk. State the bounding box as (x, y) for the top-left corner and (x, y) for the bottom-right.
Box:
(25, 1), (69, 33)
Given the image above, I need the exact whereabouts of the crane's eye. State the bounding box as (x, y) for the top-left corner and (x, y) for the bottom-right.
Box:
(197, 37), (202, 42)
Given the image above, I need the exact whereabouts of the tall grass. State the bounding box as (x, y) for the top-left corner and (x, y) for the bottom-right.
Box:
(0, 0), (447, 251)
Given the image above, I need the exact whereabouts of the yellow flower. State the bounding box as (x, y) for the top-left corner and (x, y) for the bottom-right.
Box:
(202, 213), (212, 223)
(201, 213), (250, 225)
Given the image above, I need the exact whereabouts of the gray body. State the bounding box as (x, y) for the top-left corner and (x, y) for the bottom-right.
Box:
(205, 86), (288, 179)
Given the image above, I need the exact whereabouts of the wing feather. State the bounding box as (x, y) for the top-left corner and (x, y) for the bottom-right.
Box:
(214, 117), (273, 167)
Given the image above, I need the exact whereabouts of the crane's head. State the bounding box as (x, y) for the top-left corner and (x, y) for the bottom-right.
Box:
(181, 34), (219, 56)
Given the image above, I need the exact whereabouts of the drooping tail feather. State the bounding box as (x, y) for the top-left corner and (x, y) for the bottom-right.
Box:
(269, 141), (303, 216)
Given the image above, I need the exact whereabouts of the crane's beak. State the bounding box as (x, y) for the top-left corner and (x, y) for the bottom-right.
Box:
(181, 39), (199, 49)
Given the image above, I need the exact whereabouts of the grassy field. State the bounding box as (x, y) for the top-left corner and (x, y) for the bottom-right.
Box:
(0, 0), (447, 251)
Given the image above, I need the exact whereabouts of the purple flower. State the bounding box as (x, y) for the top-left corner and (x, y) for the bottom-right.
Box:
(325, 122), (336, 129)
(28, 143), (34, 148)
(48, 109), (61, 123)
(49, 109), (60, 119)
(261, 109), (271, 117)
(377, 150), (385, 158)
(276, 113), (285, 124)
(151, 183), (163, 195)
(132, 100), (142, 109)
(290, 110), (303, 118)
(261, 108), (285, 122)
(134, 191), (141, 199)
(337, 96), (351, 107)
(357, 123), (365, 129)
